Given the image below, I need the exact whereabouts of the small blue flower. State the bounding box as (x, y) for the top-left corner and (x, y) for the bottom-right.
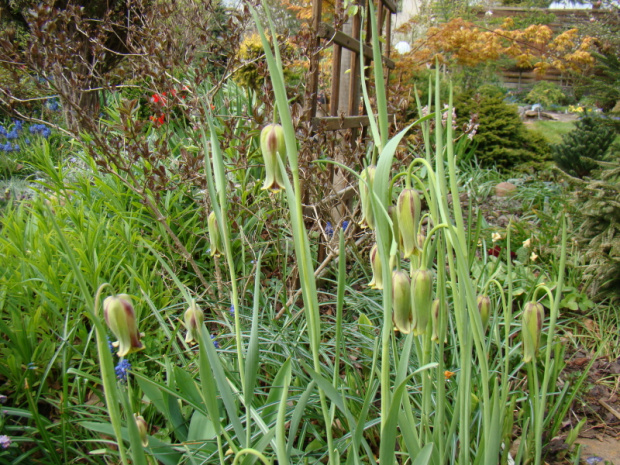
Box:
(211, 335), (219, 349)
(586, 457), (604, 465)
(106, 336), (115, 355)
(13, 144), (19, 152)
(4, 143), (12, 152)
(342, 220), (349, 231)
(325, 222), (334, 238)
(0, 126), (7, 137)
(115, 359), (131, 382)
(229, 305), (235, 315)
(6, 130), (18, 140)
(25, 138), (30, 145)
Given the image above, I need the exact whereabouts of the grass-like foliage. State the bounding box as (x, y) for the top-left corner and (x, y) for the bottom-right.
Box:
(0, 3), (588, 465)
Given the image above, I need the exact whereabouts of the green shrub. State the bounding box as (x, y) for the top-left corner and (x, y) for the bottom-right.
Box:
(524, 81), (567, 108)
(570, 145), (620, 300)
(455, 91), (551, 170)
(552, 114), (615, 178)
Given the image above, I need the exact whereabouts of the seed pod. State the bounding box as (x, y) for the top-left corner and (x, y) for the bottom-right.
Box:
(184, 300), (204, 344)
(260, 124), (287, 192)
(133, 414), (149, 447)
(359, 165), (376, 229)
(103, 295), (144, 357)
(368, 243), (383, 290)
(397, 188), (421, 258)
(522, 301), (544, 363)
(411, 268), (433, 336)
(477, 295), (492, 331)
(392, 270), (413, 333)
(208, 211), (224, 257)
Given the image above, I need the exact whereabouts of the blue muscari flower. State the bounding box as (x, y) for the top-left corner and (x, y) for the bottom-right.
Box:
(211, 334), (219, 349)
(342, 220), (349, 231)
(29, 125), (38, 134)
(13, 144), (19, 152)
(4, 143), (12, 152)
(14, 120), (23, 131)
(325, 221), (334, 237)
(0, 126), (6, 137)
(25, 138), (30, 145)
(115, 359), (131, 382)
(47, 99), (60, 111)
(229, 305), (235, 315)
(42, 128), (51, 138)
(106, 336), (115, 355)
(7, 130), (18, 140)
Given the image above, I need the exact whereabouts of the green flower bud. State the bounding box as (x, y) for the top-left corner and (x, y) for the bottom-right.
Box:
(103, 295), (144, 357)
(477, 295), (492, 331)
(184, 300), (204, 344)
(260, 124), (287, 192)
(522, 301), (544, 363)
(359, 165), (376, 229)
(133, 413), (149, 447)
(392, 270), (413, 333)
(368, 243), (383, 290)
(411, 268), (433, 336)
(397, 188), (421, 258)
(208, 211), (224, 257)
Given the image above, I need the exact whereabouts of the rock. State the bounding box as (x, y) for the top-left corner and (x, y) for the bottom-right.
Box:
(495, 182), (517, 197)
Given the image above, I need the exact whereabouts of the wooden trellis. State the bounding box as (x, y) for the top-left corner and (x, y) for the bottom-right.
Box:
(305, 0), (397, 132)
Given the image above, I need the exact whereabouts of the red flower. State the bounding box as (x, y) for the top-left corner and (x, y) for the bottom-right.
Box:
(149, 113), (165, 126)
(150, 92), (167, 105)
(487, 246), (516, 260)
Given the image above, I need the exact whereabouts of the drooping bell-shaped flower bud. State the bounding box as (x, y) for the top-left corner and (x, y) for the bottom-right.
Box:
(260, 124), (287, 192)
(431, 298), (441, 343)
(133, 413), (149, 447)
(392, 270), (412, 333)
(184, 300), (204, 344)
(388, 205), (402, 252)
(477, 295), (492, 331)
(368, 243), (383, 290)
(411, 268), (433, 336)
(359, 165), (376, 229)
(103, 295), (144, 357)
(521, 301), (544, 363)
(208, 211), (224, 257)
(397, 188), (421, 258)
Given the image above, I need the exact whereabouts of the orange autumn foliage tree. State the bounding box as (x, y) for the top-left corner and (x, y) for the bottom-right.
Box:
(398, 17), (595, 78)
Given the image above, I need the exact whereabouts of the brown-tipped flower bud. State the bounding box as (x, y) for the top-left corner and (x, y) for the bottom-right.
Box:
(260, 124), (287, 192)
(411, 268), (433, 336)
(431, 298), (441, 343)
(477, 295), (492, 331)
(208, 211), (224, 257)
(368, 243), (383, 290)
(392, 270), (412, 333)
(184, 300), (204, 344)
(397, 188), (421, 258)
(103, 295), (144, 357)
(133, 413), (149, 447)
(388, 205), (402, 251)
(359, 165), (376, 229)
(522, 301), (544, 363)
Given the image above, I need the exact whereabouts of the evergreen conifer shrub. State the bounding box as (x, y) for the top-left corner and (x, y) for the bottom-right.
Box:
(570, 147), (620, 300)
(455, 91), (551, 170)
(553, 114), (615, 178)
